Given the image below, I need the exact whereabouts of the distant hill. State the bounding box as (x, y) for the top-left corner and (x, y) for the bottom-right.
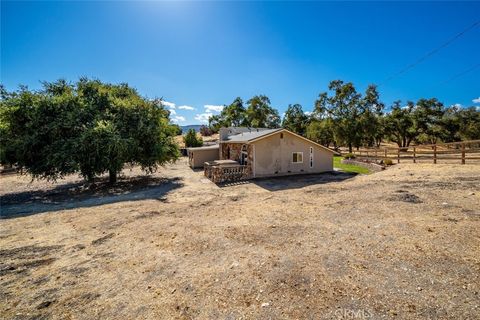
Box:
(180, 125), (202, 133)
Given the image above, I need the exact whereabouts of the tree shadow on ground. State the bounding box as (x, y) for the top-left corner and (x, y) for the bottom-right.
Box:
(0, 176), (184, 219)
(218, 171), (357, 191)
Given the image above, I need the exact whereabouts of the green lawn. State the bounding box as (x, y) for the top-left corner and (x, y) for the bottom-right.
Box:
(333, 156), (370, 174)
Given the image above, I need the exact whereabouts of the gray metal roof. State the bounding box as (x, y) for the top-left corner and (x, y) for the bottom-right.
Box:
(186, 144), (219, 151)
(223, 128), (282, 143)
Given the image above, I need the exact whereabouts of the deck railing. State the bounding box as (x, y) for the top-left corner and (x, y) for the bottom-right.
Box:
(204, 163), (249, 183)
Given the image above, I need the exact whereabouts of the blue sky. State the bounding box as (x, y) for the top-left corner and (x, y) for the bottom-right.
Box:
(2, 1), (479, 125)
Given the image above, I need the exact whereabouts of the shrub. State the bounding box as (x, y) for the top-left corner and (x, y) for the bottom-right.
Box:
(384, 158), (393, 166)
(183, 128), (203, 147)
(343, 153), (356, 160)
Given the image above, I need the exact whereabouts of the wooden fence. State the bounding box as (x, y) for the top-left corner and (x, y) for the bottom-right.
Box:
(348, 140), (480, 164)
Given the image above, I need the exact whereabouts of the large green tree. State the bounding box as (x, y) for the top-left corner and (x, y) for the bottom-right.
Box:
(306, 118), (335, 148)
(384, 101), (418, 148)
(245, 95), (281, 128)
(208, 95), (281, 130)
(281, 104), (309, 135)
(222, 97), (247, 127)
(359, 85), (385, 147)
(456, 106), (480, 140)
(413, 98), (445, 144)
(208, 97), (246, 131)
(0, 79), (179, 183)
(314, 80), (363, 152)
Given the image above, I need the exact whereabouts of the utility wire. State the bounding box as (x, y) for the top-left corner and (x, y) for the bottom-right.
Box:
(379, 20), (480, 86)
(435, 63), (480, 87)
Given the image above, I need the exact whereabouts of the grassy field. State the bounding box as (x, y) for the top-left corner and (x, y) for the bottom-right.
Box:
(333, 155), (370, 174)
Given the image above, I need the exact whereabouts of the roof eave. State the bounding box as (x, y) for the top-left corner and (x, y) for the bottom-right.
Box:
(248, 128), (338, 154)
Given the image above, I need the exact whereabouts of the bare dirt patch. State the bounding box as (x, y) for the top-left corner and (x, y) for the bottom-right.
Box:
(1, 159), (479, 319)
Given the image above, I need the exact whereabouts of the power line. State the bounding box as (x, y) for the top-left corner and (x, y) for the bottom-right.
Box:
(379, 20), (480, 86)
(435, 63), (480, 87)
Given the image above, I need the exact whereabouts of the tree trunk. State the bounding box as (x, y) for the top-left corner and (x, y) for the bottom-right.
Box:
(348, 143), (352, 153)
(109, 170), (117, 184)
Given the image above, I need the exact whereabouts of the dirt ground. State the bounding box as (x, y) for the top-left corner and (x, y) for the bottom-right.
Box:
(1, 158), (479, 319)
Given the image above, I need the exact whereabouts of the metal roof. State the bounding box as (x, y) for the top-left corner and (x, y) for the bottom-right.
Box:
(222, 128), (283, 143)
(221, 128), (338, 154)
(186, 145), (219, 151)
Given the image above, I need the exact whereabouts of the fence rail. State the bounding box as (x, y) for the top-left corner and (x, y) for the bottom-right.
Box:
(347, 140), (480, 164)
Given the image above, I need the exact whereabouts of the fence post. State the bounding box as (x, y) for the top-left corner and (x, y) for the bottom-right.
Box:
(413, 147), (416, 163)
(461, 143), (465, 164)
(433, 145), (437, 164)
(397, 148), (400, 163)
(384, 148), (387, 159)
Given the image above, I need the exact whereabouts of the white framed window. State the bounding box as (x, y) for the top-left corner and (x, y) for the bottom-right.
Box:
(309, 147), (313, 168)
(292, 152), (303, 163)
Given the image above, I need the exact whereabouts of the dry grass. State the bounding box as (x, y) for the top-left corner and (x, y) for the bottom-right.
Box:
(1, 159), (479, 319)
(175, 133), (219, 148)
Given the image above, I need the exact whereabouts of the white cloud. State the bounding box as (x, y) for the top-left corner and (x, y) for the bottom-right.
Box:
(161, 100), (176, 109)
(453, 103), (462, 108)
(204, 104), (224, 113)
(304, 111), (313, 116)
(194, 112), (213, 124)
(178, 105), (195, 110)
(171, 115), (186, 123)
(473, 97), (480, 104)
(169, 109), (177, 115)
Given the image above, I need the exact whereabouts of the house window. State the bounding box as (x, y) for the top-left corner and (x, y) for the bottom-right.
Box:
(309, 147), (313, 168)
(280, 133), (284, 139)
(292, 152), (303, 163)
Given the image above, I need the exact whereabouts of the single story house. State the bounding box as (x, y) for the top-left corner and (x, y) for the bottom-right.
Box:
(190, 127), (336, 183)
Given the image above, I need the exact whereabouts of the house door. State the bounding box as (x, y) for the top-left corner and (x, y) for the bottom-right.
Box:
(240, 145), (248, 165)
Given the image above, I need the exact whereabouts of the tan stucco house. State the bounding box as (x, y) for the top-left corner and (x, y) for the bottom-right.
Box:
(189, 127), (336, 183)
